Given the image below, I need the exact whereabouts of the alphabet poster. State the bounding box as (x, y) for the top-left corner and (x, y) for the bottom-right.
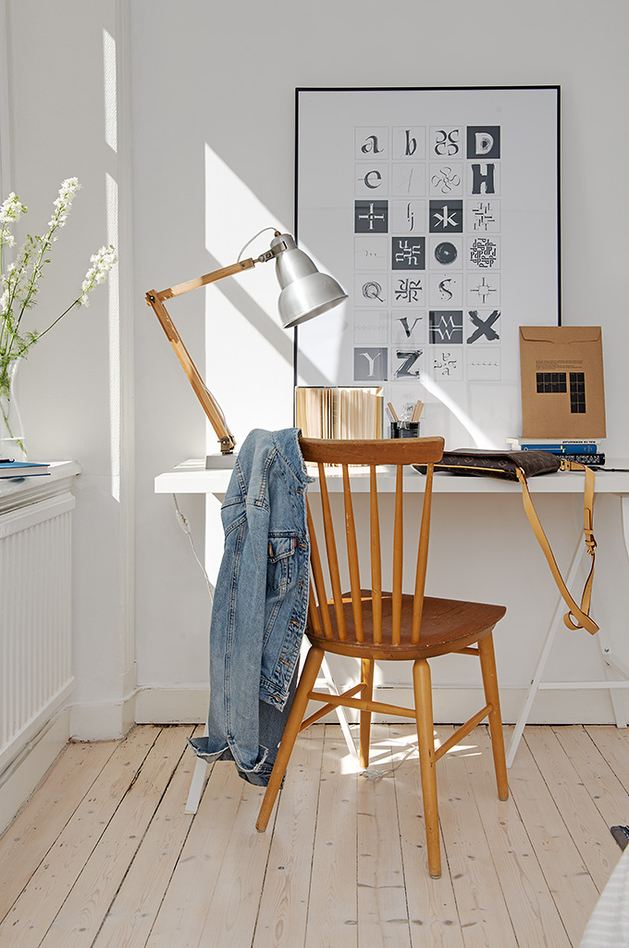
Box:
(295, 87), (560, 447)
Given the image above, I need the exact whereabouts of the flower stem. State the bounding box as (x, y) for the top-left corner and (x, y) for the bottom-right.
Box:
(35, 298), (79, 342)
(0, 391), (15, 439)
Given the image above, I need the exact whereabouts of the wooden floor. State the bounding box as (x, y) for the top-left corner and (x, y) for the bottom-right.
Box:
(0, 722), (626, 948)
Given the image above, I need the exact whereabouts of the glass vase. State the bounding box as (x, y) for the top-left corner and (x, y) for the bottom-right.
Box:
(0, 359), (27, 461)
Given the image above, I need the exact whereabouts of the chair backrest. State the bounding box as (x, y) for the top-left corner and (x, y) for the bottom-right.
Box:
(300, 437), (444, 647)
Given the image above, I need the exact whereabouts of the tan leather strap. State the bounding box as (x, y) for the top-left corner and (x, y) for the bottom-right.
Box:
(515, 462), (598, 634)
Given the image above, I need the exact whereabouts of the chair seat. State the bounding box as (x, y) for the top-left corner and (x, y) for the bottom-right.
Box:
(307, 589), (506, 659)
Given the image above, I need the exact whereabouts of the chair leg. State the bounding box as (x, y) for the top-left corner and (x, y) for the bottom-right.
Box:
(256, 645), (324, 832)
(412, 658), (441, 879)
(359, 658), (374, 770)
(478, 632), (509, 801)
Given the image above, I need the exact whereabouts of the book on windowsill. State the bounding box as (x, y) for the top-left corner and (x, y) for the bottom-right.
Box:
(0, 460), (51, 479)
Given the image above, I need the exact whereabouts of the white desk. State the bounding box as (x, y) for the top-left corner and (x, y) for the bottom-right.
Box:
(156, 458), (629, 771)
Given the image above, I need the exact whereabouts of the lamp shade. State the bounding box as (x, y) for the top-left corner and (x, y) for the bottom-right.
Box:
(271, 233), (347, 329)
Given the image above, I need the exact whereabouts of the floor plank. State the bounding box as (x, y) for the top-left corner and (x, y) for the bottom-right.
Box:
(145, 756), (238, 947)
(585, 726), (629, 792)
(389, 723), (464, 948)
(554, 726), (629, 831)
(253, 729), (324, 948)
(436, 726), (518, 948)
(462, 726), (571, 948)
(508, 727), (600, 945)
(305, 726), (358, 948)
(357, 725), (411, 948)
(193, 769), (276, 945)
(93, 725), (204, 948)
(0, 740), (117, 925)
(525, 726), (621, 893)
(39, 725), (191, 948)
(0, 725), (160, 948)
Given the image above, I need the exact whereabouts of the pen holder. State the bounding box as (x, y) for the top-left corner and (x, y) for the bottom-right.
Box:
(390, 421), (421, 439)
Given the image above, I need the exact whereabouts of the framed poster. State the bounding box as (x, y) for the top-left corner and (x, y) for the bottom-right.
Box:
(295, 86), (560, 447)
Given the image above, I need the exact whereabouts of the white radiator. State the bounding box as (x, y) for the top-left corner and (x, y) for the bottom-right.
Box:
(0, 489), (76, 774)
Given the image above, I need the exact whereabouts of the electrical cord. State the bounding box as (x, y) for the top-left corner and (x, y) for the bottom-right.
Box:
(237, 226), (279, 263)
(172, 493), (214, 606)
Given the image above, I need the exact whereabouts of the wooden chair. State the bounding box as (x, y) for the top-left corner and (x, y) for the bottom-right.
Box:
(256, 437), (508, 878)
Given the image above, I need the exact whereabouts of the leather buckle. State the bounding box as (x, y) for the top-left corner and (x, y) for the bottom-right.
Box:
(585, 529), (597, 554)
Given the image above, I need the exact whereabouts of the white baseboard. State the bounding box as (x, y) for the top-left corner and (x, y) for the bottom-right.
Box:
(135, 685), (209, 723)
(0, 708), (70, 836)
(133, 683), (628, 726)
(69, 688), (138, 741)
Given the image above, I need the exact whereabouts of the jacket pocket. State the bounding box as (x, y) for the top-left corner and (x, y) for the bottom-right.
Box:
(266, 534), (298, 598)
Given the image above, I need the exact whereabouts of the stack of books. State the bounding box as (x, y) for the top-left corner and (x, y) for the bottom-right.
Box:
(0, 459), (51, 479)
(506, 439), (605, 467)
(295, 386), (383, 440)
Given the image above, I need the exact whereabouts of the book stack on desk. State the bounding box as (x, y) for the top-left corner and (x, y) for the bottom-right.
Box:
(0, 459), (51, 479)
(295, 386), (383, 439)
(506, 439), (605, 467)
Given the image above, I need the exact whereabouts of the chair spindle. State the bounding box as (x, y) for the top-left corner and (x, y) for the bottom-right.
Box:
(306, 501), (333, 640)
(370, 465), (383, 644)
(392, 464), (404, 645)
(412, 463), (434, 643)
(318, 463), (347, 640)
(342, 464), (364, 642)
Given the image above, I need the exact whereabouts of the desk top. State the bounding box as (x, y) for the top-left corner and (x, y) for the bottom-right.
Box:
(155, 458), (629, 496)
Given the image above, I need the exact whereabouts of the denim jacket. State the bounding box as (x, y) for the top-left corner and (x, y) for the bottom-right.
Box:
(189, 428), (312, 786)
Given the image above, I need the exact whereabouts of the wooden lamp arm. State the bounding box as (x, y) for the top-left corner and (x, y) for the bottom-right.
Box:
(146, 256), (258, 455)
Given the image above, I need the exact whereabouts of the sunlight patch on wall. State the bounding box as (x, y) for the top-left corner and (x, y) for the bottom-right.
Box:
(106, 171), (120, 501)
(103, 24), (120, 501)
(421, 374), (497, 449)
(204, 141), (288, 320)
(202, 143), (334, 449)
(103, 29), (117, 154)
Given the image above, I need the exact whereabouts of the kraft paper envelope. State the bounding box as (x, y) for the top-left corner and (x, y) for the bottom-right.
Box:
(519, 326), (606, 438)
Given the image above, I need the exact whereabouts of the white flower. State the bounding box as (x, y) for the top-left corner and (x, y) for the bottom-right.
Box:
(0, 192), (28, 249)
(0, 192), (27, 225)
(47, 177), (80, 230)
(78, 244), (117, 305)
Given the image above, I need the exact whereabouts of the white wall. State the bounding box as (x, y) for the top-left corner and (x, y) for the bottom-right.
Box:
(4, 0), (135, 737)
(131, 0), (629, 723)
(4, 0), (629, 732)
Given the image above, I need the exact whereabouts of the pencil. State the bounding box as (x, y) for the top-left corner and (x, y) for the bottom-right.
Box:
(411, 400), (424, 422)
(386, 401), (400, 422)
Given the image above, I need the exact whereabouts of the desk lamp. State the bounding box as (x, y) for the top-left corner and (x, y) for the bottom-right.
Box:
(146, 229), (346, 466)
